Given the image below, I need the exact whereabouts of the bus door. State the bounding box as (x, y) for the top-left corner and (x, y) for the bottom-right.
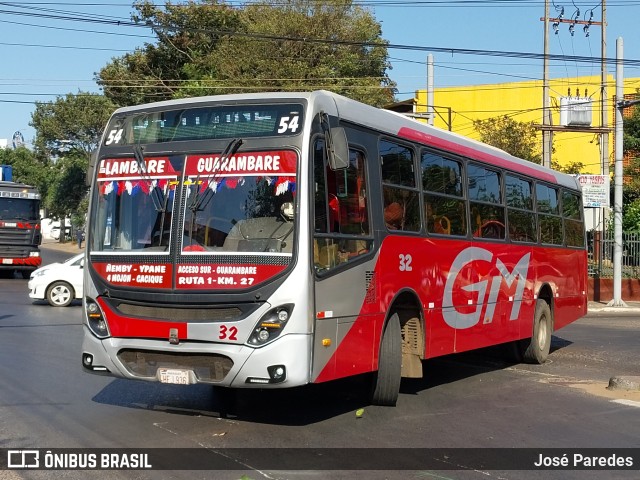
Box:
(310, 139), (375, 382)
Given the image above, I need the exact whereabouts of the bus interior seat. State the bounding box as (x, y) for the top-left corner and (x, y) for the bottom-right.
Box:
(224, 217), (293, 253)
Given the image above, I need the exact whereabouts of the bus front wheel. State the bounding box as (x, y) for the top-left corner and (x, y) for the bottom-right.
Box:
(370, 313), (402, 406)
(522, 299), (552, 364)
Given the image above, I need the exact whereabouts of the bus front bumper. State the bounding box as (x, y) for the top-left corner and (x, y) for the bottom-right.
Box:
(81, 326), (312, 388)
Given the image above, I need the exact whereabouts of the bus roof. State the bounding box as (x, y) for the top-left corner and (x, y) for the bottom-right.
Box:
(111, 90), (581, 191)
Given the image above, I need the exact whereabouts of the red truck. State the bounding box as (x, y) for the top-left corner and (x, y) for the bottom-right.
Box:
(0, 170), (42, 278)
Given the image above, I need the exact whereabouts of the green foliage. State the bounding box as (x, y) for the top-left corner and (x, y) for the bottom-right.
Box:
(622, 199), (640, 232)
(551, 159), (585, 174)
(623, 101), (640, 222)
(623, 103), (640, 152)
(473, 116), (543, 164)
(97, 0), (396, 107)
(0, 146), (52, 200)
(30, 92), (116, 159)
(45, 155), (90, 221)
(71, 195), (89, 230)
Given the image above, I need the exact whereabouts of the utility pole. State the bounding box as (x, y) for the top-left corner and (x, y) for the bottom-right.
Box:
(601, 0), (609, 180)
(609, 37), (632, 307)
(539, 1), (606, 171)
(427, 54), (434, 126)
(542, 0), (551, 168)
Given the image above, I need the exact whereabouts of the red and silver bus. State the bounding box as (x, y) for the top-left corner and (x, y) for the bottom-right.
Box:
(82, 91), (587, 405)
(0, 178), (42, 277)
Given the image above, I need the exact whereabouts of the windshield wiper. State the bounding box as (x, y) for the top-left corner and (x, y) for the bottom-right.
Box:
(132, 144), (171, 249)
(132, 144), (164, 213)
(186, 138), (243, 248)
(156, 186), (171, 249)
(188, 138), (244, 214)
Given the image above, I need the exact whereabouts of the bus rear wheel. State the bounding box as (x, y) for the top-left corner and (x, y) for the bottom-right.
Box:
(522, 299), (552, 364)
(370, 313), (402, 406)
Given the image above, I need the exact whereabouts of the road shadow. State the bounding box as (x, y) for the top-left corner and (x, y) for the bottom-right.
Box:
(401, 334), (574, 396)
(29, 299), (82, 307)
(92, 375), (373, 425)
(90, 334), (574, 425)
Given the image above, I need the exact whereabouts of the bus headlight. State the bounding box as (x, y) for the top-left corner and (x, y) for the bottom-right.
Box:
(247, 304), (293, 347)
(85, 298), (110, 339)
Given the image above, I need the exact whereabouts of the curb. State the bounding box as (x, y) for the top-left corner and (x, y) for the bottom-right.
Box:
(588, 304), (640, 313)
(607, 376), (640, 391)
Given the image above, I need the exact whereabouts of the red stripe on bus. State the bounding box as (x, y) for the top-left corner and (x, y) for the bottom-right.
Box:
(97, 297), (187, 339)
(397, 127), (558, 183)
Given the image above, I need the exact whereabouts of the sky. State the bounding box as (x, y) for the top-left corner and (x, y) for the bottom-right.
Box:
(1, 0), (639, 147)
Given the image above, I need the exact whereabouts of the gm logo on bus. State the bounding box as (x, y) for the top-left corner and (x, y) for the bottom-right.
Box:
(442, 247), (530, 329)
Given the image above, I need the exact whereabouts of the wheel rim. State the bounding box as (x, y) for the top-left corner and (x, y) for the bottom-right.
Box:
(537, 315), (548, 350)
(50, 285), (71, 305)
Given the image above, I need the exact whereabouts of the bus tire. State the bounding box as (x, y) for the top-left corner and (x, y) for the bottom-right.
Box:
(523, 299), (552, 364)
(371, 313), (402, 406)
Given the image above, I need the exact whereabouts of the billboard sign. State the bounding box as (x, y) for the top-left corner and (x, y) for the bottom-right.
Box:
(576, 174), (609, 208)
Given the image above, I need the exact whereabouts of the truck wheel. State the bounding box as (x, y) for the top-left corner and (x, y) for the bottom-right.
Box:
(523, 300), (552, 364)
(46, 281), (74, 307)
(371, 313), (402, 406)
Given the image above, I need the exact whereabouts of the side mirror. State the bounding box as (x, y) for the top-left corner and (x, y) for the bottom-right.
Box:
(327, 127), (349, 171)
(86, 150), (96, 187)
(320, 112), (349, 171)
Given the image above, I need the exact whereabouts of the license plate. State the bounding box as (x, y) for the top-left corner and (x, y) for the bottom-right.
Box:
(2, 259), (13, 264)
(4, 223), (16, 227)
(157, 368), (191, 385)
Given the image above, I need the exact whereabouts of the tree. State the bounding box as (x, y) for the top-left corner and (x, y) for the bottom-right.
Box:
(45, 155), (90, 241)
(97, 0), (396, 107)
(620, 102), (640, 229)
(473, 116), (543, 164)
(622, 199), (640, 232)
(623, 102), (640, 153)
(30, 92), (115, 160)
(0, 146), (52, 200)
(551, 159), (585, 174)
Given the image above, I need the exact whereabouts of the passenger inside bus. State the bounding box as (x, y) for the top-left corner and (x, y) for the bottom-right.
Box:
(426, 203), (451, 235)
(384, 202), (404, 230)
(221, 202), (295, 253)
(471, 206), (505, 239)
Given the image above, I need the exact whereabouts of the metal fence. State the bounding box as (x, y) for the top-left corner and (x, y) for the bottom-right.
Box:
(587, 229), (640, 278)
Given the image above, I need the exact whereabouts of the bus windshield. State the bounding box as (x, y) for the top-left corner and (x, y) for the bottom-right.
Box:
(104, 103), (304, 145)
(90, 150), (298, 255)
(182, 150), (297, 255)
(91, 155), (182, 253)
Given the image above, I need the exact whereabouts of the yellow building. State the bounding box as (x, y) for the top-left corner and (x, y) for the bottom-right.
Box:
(414, 75), (640, 174)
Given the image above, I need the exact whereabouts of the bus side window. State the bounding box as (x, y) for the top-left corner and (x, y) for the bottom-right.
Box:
(313, 140), (372, 273)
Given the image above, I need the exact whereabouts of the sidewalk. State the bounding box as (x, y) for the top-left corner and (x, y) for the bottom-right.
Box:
(41, 238), (84, 254)
(587, 300), (640, 312)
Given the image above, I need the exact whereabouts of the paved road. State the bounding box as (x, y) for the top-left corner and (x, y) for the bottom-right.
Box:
(0, 244), (638, 480)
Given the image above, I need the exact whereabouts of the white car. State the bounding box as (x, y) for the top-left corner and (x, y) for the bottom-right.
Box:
(28, 253), (84, 307)
(50, 225), (71, 240)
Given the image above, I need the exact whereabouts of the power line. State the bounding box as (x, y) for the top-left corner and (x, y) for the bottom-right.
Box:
(3, 4), (640, 67)
(0, 40), (131, 52)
